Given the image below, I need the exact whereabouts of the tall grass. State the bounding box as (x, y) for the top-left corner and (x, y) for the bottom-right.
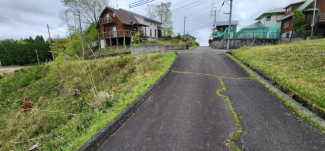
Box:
(0, 53), (176, 150)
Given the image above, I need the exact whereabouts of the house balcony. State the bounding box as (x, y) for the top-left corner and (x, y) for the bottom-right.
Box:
(99, 17), (113, 25)
(99, 30), (136, 39)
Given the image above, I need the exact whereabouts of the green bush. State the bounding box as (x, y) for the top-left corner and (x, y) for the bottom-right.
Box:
(133, 32), (140, 44)
(209, 39), (213, 45)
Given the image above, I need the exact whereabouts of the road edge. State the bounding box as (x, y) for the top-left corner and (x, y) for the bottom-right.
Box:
(77, 54), (179, 151)
(226, 53), (325, 131)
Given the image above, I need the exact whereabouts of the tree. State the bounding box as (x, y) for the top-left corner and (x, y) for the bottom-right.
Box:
(51, 38), (69, 56)
(146, 4), (157, 19)
(60, 0), (108, 24)
(292, 10), (307, 38)
(0, 36), (52, 65)
(155, 2), (173, 36)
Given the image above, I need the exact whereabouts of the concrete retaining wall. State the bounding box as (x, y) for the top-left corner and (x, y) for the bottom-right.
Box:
(131, 44), (188, 54)
(211, 39), (281, 49)
(131, 45), (165, 54)
(164, 45), (187, 51)
(281, 38), (304, 42)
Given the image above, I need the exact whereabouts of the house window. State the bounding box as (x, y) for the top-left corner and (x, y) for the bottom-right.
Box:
(266, 15), (271, 21)
(283, 20), (290, 29)
(286, 7), (291, 13)
(105, 14), (109, 18)
(150, 29), (152, 37)
(113, 13), (116, 17)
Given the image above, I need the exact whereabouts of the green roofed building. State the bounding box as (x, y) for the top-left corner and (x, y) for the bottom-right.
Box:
(236, 8), (285, 39)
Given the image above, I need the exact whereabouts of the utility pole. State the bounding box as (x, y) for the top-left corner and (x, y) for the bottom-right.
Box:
(74, 11), (85, 59)
(214, 10), (217, 28)
(227, 0), (233, 51)
(35, 49), (40, 65)
(47, 24), (55, 61)
(184, 16), (186, 39)
(311, 0), (317, 37)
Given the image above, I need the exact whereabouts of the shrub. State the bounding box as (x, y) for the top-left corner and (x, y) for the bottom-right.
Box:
(209, 39), (213, 45)
(133, 32), (140, 44)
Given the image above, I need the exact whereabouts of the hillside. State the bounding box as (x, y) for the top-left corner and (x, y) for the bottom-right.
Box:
(0, 53), (176, 150)
(233, 39), (325, 108)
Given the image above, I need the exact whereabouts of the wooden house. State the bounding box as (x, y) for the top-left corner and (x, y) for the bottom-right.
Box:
(280, 0), (325, 38)
(98, 7), (162, 49)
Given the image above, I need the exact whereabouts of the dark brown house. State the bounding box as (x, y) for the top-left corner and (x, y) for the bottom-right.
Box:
(280, 0), (325, 38)
(98, 7), (162, 49)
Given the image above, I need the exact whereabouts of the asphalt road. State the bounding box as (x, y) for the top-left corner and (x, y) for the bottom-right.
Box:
(0, 67), (23, 73)
(98, 46), (325, 151)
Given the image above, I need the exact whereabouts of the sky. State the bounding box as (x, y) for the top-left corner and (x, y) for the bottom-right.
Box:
(0, 0), (302, 46)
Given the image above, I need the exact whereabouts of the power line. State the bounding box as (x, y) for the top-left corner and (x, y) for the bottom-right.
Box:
(129, 0), (149, 5)
(49, 27), (67, 34)
(186, 16), (211, 22)
(171, 0), (190, 7)
(248, 0), (281, 8)
(172, 0), (209, 12)
(187, 22), (213, 32)
(50, 22), (67, 30)
(129, 0), (154, 8)
(186, 5), (211, 17)
(186, 0), (222, 17)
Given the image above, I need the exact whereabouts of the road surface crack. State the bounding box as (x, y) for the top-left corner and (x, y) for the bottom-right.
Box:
(217, 77), (243, 151)
(172, 70), (256, 81)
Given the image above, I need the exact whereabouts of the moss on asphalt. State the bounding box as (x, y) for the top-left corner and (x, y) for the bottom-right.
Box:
(232, 39), (325, 108)
(226, 52), (325, 133)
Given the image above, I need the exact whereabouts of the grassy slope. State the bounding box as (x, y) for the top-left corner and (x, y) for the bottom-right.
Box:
(233, 39), (325, 108)
(0, 53), (176, 150)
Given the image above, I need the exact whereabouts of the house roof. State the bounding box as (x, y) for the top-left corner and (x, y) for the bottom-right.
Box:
(280, 0), (314, 21)
(118, 9), (162, 24)
(114, 10), (140, 25)
(242, 21), (267, 29)
(255, 8), (285, 20)
(216, 20), (239, 26)
(99, 7), (161, 26)
(284, 1), (305, 9)
(237, 21), (268, 33)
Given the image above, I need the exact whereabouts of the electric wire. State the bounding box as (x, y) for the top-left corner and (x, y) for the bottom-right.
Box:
(187, 22), (214, 31)
(172, 0), (209, 12)
(129, 0), (154, 8)
(171, 0), (190, 7)
(186, 0), (222, 17)
(248, 0), (281, 8)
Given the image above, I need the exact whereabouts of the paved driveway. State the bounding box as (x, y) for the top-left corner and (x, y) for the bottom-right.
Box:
(0, 67), (23, 73)
(98, 46), (325, 151)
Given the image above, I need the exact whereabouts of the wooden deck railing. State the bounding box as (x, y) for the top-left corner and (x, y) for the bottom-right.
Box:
(99, 17), (113, 25)
(319, 13), (325, 23)
(99, 30), (136, 39)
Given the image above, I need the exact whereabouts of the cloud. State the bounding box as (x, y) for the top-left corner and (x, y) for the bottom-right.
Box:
(0, 0), (67, 40)
(0, 0), (303, 45)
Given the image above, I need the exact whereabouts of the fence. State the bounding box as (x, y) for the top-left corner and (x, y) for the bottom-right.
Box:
(214, 27), (281, 40)
(235, 31), (280, 39)
(234, 27), (281, 39)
